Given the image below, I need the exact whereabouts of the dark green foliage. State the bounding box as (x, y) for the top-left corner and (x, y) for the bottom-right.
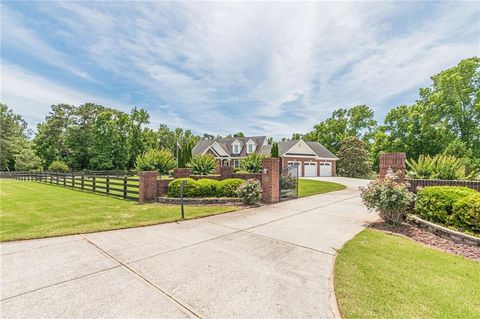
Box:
(1, 104), (28, 171)
(271, 142), (279, 157)
(134, 149), (175, 174)
(167, 178), (242, 198)
(188, 154), (216, 175)
(217, 178), (244, 197)
(177, 140), (194, 168)
(48, 160), (69, 172)
(240, 153), (264, 173)
(337, 137), (372, 178)
(415, 186), (480, 234)
(407, 154), (477, 180)
(14, 147), (42, 171)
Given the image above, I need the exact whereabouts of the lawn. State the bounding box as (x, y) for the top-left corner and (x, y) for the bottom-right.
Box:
(298, 179), (346, 197)
(335, 228), (480, 319)
(0, 180), (238, 242)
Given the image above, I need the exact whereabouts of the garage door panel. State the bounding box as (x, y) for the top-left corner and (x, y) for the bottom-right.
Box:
(319, 163), (332, 177)
(304, 162), (317, 177)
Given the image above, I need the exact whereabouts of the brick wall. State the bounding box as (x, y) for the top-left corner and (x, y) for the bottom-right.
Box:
(379, 152), (406, 181)
(408, 179), (480, 193)
(138, 171), (159, 203)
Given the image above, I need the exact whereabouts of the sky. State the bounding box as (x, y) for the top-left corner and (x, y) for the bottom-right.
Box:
(1, 1), (479, 138)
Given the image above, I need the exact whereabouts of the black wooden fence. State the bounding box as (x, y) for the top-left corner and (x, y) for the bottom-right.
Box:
(1, 171), (139, 201)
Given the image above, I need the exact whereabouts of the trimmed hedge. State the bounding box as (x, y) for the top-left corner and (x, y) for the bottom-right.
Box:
(415, 186), (480, 233)
(167, 178), (244, 198)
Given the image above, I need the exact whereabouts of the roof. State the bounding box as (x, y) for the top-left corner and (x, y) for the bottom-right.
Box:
(279, 140), (337, 159)
(193, 136), (268, 157)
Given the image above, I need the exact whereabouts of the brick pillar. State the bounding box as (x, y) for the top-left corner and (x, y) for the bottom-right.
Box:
(138, 171), (158, 204)
(157, 179), (171, 197)
(379, 153), (406, 181)
(219, 166), (233, 179)
(332, 161), (337, 177)
(173, 168), (191, 178)
(261, 158), (280, 203)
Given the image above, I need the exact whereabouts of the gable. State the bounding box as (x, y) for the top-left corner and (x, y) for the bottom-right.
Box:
(284, 140), (316, 156)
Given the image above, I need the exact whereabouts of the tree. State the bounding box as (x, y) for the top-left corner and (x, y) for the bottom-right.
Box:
(48, 160), (70, 172)
(298, 105), (377, 154)
(0, 104), (28, 170)
(14, 147), (42, 171)
(271, 142), (279, 157)
(337, 136), (372, 178)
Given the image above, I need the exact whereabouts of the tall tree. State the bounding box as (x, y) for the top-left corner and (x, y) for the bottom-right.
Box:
(337, 136), (372, 178)
(0, 104), (28, 170)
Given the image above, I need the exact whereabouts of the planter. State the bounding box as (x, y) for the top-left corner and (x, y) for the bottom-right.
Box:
(157, 197), (243, 205)
(407, 214), (480, 247)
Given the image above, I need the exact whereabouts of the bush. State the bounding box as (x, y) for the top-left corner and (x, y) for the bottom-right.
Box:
(48, 160), (69, 172)
(337, 136), (372, 178)
(407, 154), (477, 180)
(240, 153), (264, 173)
(167, 178), (199, 197)
(195, 179), (219, 197)
(217, 178), (243, 197)
(280, 175), (296, 190)
(415, 186), (480, 233)
(360, 173), (415, 225)
(188, 154), (216, 175)
(271, 142), (279, 158)
(237, 179), (262, 205)
(135, 149), (175, 174)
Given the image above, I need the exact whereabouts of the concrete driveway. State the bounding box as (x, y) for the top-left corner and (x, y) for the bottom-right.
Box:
(1, 177), (375, 319)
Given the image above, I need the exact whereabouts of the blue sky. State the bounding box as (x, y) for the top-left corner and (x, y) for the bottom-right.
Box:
(1, 1), (479, 137)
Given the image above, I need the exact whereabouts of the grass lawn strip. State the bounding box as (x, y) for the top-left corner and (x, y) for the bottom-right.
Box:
(0, 180), (237, 242)
(335, 228), (480, 319)
(298, 179), (346, 197)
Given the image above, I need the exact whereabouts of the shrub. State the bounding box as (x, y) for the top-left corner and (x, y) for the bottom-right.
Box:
(240, 153), (264, 173)
(195, 179), (219, 197)
(271, 142), (279, 158)
(48, 160), (69, 172)
(167, 178), (199, 197)
(217, 178), (243, 197)
(135, 149), (175, 174)
(280, 175), (296, 190)
(188, 154), (216, 175)
(337, 136), (372, 178)
(415, 186), (479, 233)
(360, 173), (415, 225)
(407, 154), (477, 180)
(237, 179), (262, 205)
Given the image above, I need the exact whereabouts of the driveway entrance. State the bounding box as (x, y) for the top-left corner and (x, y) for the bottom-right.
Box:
(1, 177), (375, 318)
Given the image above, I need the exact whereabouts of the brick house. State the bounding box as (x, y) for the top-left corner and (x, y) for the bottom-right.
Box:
(192, 136), (338, 177)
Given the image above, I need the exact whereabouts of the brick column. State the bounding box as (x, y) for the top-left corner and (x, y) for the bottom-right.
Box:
(219, 166), (233, 179)
(261, 158), (280, 203)
(379, 153), (406, 181)
(138, 171), (158, 204)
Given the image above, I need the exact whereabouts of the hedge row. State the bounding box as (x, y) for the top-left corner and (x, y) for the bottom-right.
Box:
(415, 186), (480, 234)
(167, 178), (244, 198)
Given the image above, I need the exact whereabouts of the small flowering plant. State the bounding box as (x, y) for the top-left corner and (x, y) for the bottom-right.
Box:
(359, 172), (415, 226)
(237, 179), (262, 205)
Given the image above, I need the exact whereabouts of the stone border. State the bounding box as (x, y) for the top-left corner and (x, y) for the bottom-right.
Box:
(407, 214), (480, 247)
(157, 197), (243, 205)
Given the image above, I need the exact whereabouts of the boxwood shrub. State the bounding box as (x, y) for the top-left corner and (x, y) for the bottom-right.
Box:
(167, 178), (243, 198)
(415, 186), (480, 233)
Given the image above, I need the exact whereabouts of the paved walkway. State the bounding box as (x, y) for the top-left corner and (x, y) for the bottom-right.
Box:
(1, 177), (376, 318)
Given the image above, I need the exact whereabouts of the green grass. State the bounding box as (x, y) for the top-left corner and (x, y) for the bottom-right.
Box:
(298, 179), (346, 197)
(0, 180), (238, 242)
(335, 228), (480, 319)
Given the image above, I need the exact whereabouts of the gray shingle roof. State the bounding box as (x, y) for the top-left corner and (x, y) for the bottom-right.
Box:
(193, 136), (268, 157)
(278, 140), (337, 159)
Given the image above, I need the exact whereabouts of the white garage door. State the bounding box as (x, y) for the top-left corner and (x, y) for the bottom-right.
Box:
(304, 162), (317, 177)
(320, 162), (332, 177)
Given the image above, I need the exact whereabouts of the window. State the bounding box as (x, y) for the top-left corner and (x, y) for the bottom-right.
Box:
(233, 144), (239, 154)
(233, 160), (240, 168)
(247, 143), (254, 153)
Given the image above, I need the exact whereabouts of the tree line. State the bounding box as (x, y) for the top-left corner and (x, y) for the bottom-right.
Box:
(1, 57), (478, 173)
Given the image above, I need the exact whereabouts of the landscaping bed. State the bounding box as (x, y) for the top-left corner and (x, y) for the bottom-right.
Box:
(157, 197), (243, 205)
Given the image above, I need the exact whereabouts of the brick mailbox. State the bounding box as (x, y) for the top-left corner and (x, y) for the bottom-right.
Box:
(261, 157), (280, 203)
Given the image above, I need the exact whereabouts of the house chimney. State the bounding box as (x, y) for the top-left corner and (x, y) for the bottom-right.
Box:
(233, 134), (238, 138)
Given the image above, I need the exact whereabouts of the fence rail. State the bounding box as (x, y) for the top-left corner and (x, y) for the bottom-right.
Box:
(1, 171), (139, 201)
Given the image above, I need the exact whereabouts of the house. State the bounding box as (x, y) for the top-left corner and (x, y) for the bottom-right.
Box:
(192, 136), (338, 177)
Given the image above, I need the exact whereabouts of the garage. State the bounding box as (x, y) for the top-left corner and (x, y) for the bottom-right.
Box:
(304, 162), (317, 177)
(320, 162), (332, 176)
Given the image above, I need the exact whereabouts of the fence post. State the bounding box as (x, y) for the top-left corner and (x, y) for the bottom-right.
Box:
(72, 172), (75, 188)
(106, 175), (110, 196)
(63, 173), (66, 186)
(123, 176), (127, 199)
(81, 173), (84, 191)
(93, 174), (96, 193)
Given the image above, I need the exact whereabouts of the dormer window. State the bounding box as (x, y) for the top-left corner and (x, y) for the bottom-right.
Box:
(233, 144), (240, 154)
(247, 143), (254, 153)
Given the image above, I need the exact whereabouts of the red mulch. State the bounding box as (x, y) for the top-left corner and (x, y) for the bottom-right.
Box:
(370, 221), (480, 261)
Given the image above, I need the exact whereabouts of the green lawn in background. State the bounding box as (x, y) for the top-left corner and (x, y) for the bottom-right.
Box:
(0, 180), (238, 242)
(335, 228), (480, 319)
(298, 179), (346, 197)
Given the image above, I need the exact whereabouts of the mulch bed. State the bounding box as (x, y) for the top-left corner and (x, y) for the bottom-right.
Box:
(370, 221), (480, 261)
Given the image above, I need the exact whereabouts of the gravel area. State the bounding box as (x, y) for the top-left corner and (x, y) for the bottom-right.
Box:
(370, 221), (480, 261)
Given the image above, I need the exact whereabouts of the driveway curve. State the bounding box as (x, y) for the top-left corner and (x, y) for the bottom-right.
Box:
(1, 177), (376, 318)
